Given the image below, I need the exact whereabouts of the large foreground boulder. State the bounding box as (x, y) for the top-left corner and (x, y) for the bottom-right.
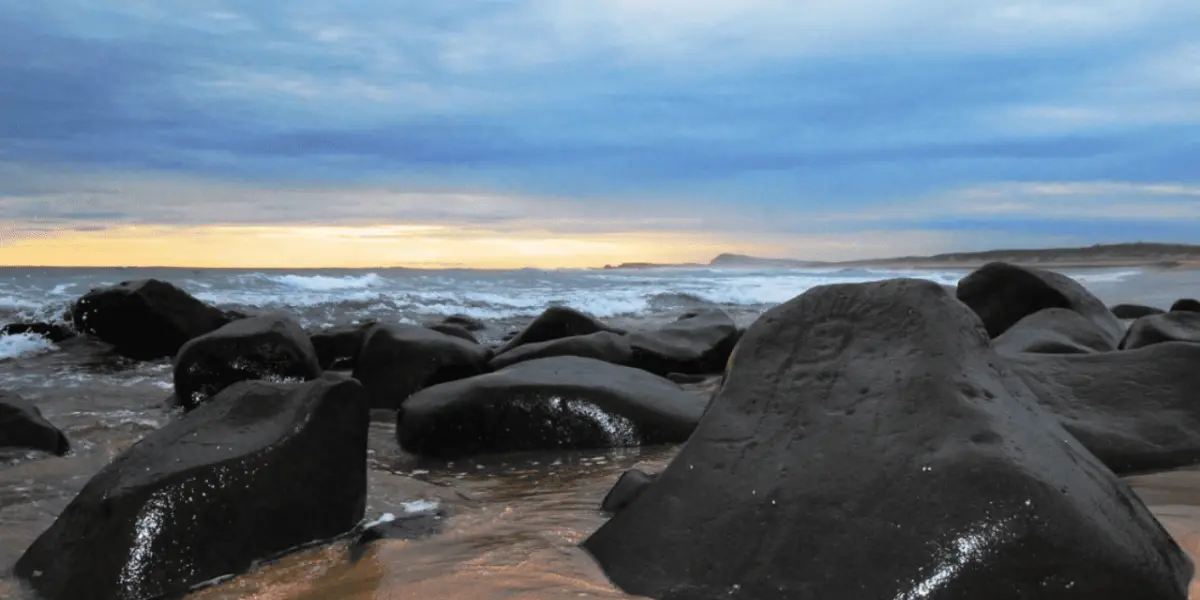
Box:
(955, 262), (1123, 341)
(309, 321), (376, 370)
(353, 324), (491, 410)
(173, 314), (322, 411)
(992, 308), (1117, 354)
(1007, 342), (1200, 474)
(489, 331), (633, 371)
(0, 392), (69, 456)
(625, 309), (740, 376)
(584, 278), (1190, 599)
(71, 279), (232, 360)
(14, 375), (369, 600)
(495, 307), (622, 354)
(1120, 312), (1200, 350)
(398, 357), (705, 459)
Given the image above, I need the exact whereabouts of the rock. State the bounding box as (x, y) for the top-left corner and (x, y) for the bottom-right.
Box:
(601, 469), (657, 514)
(583, 278), (1191, 599)
(398, 356), (706, 459)
(495, 307), (622, 355)
(1119, 312), (1200, 350)
(0, 322), (75, 343)
(489, 331), (633, 371)
(348, 506), (447, 563)
(625, 309), (740, 375)
(665, 373), (709, 384)
(1008, 342), (1200, 474)
(71, 279), (232, 360)
(309, 321), (376, 370)
(1111, 304), (1165, 320)
(353, 324), (492, 410)
(173, 315), (322, 411)
(992, 308), (1117, 355)
(13, 375), (370, 600)
(437, 314), (486, 332)
(0, 392), (69, 456)
(955, 262), (1123, 342)
(427, 323), (478, 344)
(1170, 298), (1200, 313)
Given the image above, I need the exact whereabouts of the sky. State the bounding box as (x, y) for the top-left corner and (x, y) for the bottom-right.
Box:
(0, 1), (1198, 268)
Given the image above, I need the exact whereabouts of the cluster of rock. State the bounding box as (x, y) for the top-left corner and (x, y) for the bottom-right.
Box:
(3, 265), (1200, 598)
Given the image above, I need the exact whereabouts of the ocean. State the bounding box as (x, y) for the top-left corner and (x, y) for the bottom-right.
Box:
(0, 264), (1185, 599)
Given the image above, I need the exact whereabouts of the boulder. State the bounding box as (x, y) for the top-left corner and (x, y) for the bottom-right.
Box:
(353, 324), (492, 410)
(427, 323), (478, 344)
(489, 331), (633, 371)
(0, 392), (69, 456)
(173, 314), (322, 411)
(600, 469), (657, 514)
(0, 322), (75, 343)
(14, 375), (369, 600)
(1170, 298), (1200, 313)
(1119, 312), (1200, 350)
(625, 309), (740, 375)
(309, 321), (376, 370)
(583, 278), (1190, 599)
(955, 262), (1123, 341)
(992, 308), (1117, 355)
(1007, 342), (1200, 474)
(1111, 304), (1165, 320)
(398, 356), (706, 459)
(495, 307), (622, 355)
(71, 279), (232, 360)
(435, 314), (487, 332)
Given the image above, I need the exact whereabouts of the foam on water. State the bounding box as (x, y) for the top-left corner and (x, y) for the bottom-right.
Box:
(0, 333), (57, 361)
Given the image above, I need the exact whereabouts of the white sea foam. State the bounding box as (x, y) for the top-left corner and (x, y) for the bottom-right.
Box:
(0, 333), (57, 361)
(266, 273), (386, 291)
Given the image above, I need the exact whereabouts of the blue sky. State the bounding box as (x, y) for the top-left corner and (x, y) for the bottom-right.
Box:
(0, 1), (1198, 263)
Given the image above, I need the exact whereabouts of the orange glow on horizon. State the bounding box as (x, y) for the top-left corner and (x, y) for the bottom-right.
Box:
(0, 224), (771, 269)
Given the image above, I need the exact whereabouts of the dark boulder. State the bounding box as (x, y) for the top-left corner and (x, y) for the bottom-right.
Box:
(349, 505), (447, 563)
(495, 307), (622, 355)
(14, 375), (370, 600)
(1119, 312), (1200, 350)
(601, 469), (657, 514)
(173, 314), (322, 411)
(1170, 298), (1200, 313)
(992, 308), (1117, 355)
(0, 322), (75, 343)
(427, 323), (478, 344)
(625, 309), (740, 376)
(583, 278), (1190, 599)
(71, 279), (232, 360)
(398, 356), (706, 459)
(489, 331), (633, 371)
(1007, 342), (1200, 474)
(955, 262), (1123, 341)
(353, 324), (492, 410)
(309, 321), (376, 370)
(436, 314), (487, 332)
(0, 392), (69, 456)
(1111, 304), (1165, 320)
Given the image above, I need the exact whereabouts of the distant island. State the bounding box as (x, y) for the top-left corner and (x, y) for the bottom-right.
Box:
(601, 243), (1200, 270)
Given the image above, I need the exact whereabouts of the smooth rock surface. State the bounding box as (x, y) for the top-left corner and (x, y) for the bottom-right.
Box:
(310, 321), (376, 370)
(1120, 312), (1200, 350)
(1171, 299), (1200, 313)
(14, 375), (370, 600)
(584, 278), (1190, 599)
(353, 324), (492, 410)
(494, 307), (622, 355)
(398, 356), (705, 459)
(0, 392), (69, 456)
(488, 331), (633, 371)
(626, 309), (740, 376)
(992, 308), (1117, 355)
(71, 279), (232, 360)
(427, 323), (479, 344)
(600, 469), (657, 515)
(1111, 304), (1166, 320)
(956, 262), (1123, 341)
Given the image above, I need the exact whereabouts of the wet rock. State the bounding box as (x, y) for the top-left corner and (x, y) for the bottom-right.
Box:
(173, 314), (322, 411)
(437, 314), (487, 332)
(495, 307), (623, 355)
(584, 278), (1190, 599)
(13, 375), (370, 600)
(1170, 298), (1200, 313)
(489, 331), (633, 371)
(626, 309), (740, 375)
(992, 308), (1117, 355)
(398, 356), (706, 459)
(1119, 312), (1200, 350)
(353, 324), (492, 410)
(71, 279), (232, 360)
(309, 321), (376, 370)
(1111, 304), (1165, 320)
(427, 323), (479, 344)
(348, 505), (447, 563)
(601, 469), (657, 514)
(0, 322), (75, 343)
(955, 262), (1123, 342)
(1008, 342), (1200, 474)
(0, 392), (69, 456)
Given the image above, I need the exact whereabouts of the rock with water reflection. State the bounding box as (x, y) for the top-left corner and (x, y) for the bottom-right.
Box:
(397, 356), (705, 459)
(173, 314), (322, 411)
(625, 309), (741, 376)
(992, 308), (1117, 355)
(354, 324), (492, 410)
(71, 279), (233, 360)
(14, 374), (369, 600)
(584, 278), (1191, 599)
(1118, 312), (1200, 350)
(0, 392), (69, 456)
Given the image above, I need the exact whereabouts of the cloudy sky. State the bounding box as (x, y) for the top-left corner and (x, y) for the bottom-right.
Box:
(0, 1), (1197, 267)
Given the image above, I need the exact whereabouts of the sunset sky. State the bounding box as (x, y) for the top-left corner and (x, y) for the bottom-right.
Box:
(0, 1), (1198, 268)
